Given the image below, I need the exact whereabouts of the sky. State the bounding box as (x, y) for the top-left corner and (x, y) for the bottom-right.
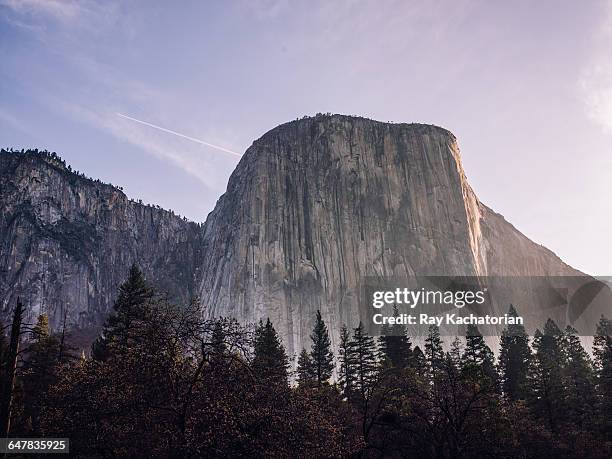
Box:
(0, 0), (611, 275)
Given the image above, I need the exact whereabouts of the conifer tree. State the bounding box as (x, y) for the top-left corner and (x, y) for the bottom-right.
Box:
(498, 305), (531, 401)
(527, 319), (567, 432)
(562, 325), (596, 429)
(379, 305), (412, 369)
(449, 336), (463, 369)
(309, 310), (334, 386)
(208, 321), (228, 367)
(0, 320), (6, 379)
(21, 314), (63, 433)
(296, 349), (315, 388)
(424, 325), (444, 380)
(462, 324), (497, 386)
(252, 318), (289, 386)
(338, 325), (355, 401)
(0, 298), (23, 437)
(92, 264), (154, 360)
(349, 322), (379, 401)
(411, 345), (427, 373)
(593, 315), (612, 438)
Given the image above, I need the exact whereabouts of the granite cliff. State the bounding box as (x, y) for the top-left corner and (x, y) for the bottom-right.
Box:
(197, 115), (582, 355)
(0, 115), (586, 352)
(0, 150), (201, 328)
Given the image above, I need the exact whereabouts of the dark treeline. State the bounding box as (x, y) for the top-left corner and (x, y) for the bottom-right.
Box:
(0, 266), (611, 458)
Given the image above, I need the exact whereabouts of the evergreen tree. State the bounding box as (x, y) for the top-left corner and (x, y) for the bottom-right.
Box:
(593, 315), (612, 372)
(378, 306), (412, 369)
(462, 324), (497, 387)
(527, 319), (567, 432)
(309, 310), (334, 386)
(21, 314), (63, 433)
(252, 318), (289, 386)
(349, 322), (379, 402)
(411, 345), (427, 373)
(449, 336), (463, 369)
(208, 321), (228, 367)
(562, 325), (596, 429)
(0, 298), (23, 437)
(593, 315), (612, 438)
(498, 305), (531, 401)
(338, 325), (355, 401)
(296, 349), (315, 388)
(92, 264), (154, 360)
(424, 325), (444, 380)
(0, 320), (6, 380)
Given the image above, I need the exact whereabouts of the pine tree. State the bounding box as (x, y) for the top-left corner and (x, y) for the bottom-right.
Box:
(449, 336), (463, 369)
(208, 321), (227, 366)
(92, 264), (154, 360)
(309, 310), (334, 386)
(411, 345), (427, 373)
(527, 319), (567, 432)
(424, 325), (444, 381)
(252, 318), (289, 386)
(379, 305), (412, 369)
(593, 315), (612, 438)
(349, 322), (379, 402)
(0, 298), (23, 437)
(498, 305), (531, 401)
(21, 314), (63, 433)
(338, 325), (355, 401)
(296, 349), (315, 388)
(0, 320), (6, 380)
(562, 325), (596, 429)
(462, 324), (497, 387)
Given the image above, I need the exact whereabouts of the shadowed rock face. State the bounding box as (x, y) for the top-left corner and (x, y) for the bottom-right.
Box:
(0, 151), (202, 328)
(196, 115), (580, 356)
(0, 115), (582, 352)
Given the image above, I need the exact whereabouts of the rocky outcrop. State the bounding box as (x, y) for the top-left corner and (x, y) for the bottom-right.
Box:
(196, 115), (582, 356)
(0, 150), (201, 328)
(0, 115), (592, 352)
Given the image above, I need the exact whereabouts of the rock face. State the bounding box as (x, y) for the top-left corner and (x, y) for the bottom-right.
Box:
(0, 150), (201, 328)
(0, 115), (584, 352)
(197, 115), (580, 356)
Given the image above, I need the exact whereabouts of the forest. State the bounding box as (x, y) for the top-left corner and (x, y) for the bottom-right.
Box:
(0, 265), (610, 458)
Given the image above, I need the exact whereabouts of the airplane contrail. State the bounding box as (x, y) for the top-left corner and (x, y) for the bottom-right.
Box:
(117, 113), (241, 157)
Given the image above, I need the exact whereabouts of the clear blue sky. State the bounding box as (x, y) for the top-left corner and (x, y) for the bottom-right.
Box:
(1, 0), (611, 275)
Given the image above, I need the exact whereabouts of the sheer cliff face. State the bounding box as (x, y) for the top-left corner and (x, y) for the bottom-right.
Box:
(197, 115), (579, 355)
(0, 152), (201, 328)
(0, 115), (581, 351)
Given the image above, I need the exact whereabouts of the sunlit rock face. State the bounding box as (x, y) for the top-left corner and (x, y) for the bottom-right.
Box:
(0, 150), (202, 328)
(196, 115), (580, 356)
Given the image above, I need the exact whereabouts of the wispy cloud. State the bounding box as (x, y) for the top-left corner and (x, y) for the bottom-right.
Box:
(0, 0), (106, 23)
(1, 0), (241, 190)
(116, 113), (241, 157)
(580, 0), (612, 132)
(54, 102), (238, 191)
(1, 0), (79, 21)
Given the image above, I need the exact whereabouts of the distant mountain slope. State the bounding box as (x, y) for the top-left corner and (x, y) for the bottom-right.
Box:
(0, 149), (201, 327)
